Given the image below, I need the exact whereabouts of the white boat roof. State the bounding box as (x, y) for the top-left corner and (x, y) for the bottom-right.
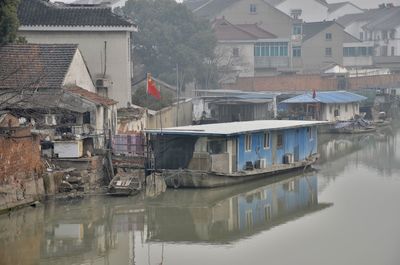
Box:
(145, 120), (328, 136)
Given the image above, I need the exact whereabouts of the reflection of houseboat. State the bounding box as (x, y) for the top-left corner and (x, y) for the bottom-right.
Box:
(146, 173), (332, 243)
(146, 120), (326, 188)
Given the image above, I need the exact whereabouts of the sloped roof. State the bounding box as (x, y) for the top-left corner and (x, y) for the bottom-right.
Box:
(281, 91), (367, 104)
(302, 21), (336, 42)
(363, 8), (400, 30)
(18, 0), (135, 28)
(0, 44), (78, 90)
(186, 0), (241, 19)
(66, 87), (117, 106)
(263, 0), (285, 6)
(327, 2), (348, 13)
(146, 120), (327, 136)
(337, 6), (400, 27)
(213, 18), (276, 41)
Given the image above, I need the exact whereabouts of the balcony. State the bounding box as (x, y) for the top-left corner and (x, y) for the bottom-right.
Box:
(254, 56), (290, 69)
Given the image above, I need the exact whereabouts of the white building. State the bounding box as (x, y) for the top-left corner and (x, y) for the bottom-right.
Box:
(18, 0), (137, 108)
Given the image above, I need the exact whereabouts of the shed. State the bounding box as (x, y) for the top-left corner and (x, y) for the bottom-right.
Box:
(280, 91), (367, 122)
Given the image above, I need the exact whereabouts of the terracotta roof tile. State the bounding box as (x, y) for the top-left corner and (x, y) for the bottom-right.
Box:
(0, 44), (78, 90)
(66, 86), (118, 106)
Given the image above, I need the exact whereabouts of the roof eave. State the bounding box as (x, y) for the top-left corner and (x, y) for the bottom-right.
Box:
(19, 25), (138, 32)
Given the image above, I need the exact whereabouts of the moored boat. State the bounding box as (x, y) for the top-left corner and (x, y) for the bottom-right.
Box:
(145, 120), (327, 188)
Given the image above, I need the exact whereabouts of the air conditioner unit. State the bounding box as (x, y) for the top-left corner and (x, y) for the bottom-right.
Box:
(96, 78), (112, 88)
(44, 114), (57, 126)
(260, 159), (267, 169)
(283, 153), (294, 164)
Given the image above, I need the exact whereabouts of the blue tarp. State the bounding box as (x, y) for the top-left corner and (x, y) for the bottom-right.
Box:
(281, 91), (367, 104)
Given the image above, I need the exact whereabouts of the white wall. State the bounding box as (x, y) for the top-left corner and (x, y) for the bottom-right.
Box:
(275, 0), (328, 22)
(322, 103), (360, 122)
(216, 42), (255, 78)
(327, 3), (363, 20)
(344, 21), (368, 40)
(20, 30), (132, 108)
(63, 50), (96, 92)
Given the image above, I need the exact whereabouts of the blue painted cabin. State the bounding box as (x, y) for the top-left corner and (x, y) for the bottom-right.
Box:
(147, 120), (324, 174)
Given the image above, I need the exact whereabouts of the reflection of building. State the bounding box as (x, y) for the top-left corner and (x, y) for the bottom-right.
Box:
(146, 173), (331, 243)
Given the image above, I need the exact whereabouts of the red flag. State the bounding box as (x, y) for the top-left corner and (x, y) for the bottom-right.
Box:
(147, 73), (161, 100)
(312, 89), (316, 99)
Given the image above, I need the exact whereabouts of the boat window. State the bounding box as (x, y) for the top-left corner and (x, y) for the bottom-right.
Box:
(263, 132), (270, 149)
(277, 133), (283, 148)
(307, 127), (313, 140)
(245, 134), (252, 152)
(208, 139), (227, 154)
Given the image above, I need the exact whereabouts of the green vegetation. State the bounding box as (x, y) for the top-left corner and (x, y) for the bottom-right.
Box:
(131, 85), (174, 111)
(0, 0), (20, 45)
(119, 0), (217, 91)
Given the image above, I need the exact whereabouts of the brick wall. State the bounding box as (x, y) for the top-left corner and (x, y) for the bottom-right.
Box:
(222, 74), (400, 92)
(0, 127), (42, 184)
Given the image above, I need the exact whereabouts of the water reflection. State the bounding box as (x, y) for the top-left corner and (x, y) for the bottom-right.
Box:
(147, 174), (330, 243)
(0, 172), (329, 265)
(318, 127), (398, 178)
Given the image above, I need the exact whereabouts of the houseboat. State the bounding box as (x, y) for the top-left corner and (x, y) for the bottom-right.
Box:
(145, 120), (327, 188)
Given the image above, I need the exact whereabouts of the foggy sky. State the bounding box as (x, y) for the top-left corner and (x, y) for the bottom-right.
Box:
(54, 0), (400, 9)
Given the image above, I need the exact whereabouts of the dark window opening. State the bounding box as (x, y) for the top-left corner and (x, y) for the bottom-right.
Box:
(83, 112), (91, 124)
(277, 133), (283, 148)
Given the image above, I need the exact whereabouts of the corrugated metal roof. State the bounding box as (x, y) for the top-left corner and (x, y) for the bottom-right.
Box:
(281, 91), (367, 104)
(145, 120), (328, 136)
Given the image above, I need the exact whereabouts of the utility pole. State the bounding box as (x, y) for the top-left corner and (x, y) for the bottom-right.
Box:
(176, 64), (180, 127)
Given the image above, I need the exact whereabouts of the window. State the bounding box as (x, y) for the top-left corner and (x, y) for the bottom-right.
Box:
(334, 109), (340, 117)
(83, 112), (91, 124)
(307, 127), (313, 140)
(345, 104), (348, 112)
(250, 4), (257, 13)
(292, 46), (301, 57)
(233, 47), (239, 57)
(277, 133), (283, 148)
(325, 33), (332, 40)
(359, 32), (364, 40)
(293, 24), (302, 35)
(245, 210), (253, 229)
(263, 132), (270, 149)
(245, 134), (252, 152)
(343, 47), (374, 57)
(254, 42), (288, 57)
(208, 139), (227, 154)
(391, 47), (395, 56)
(325, 47), (332, 57)
(329, 105), (333, 114)
(264, 205), (272, 221)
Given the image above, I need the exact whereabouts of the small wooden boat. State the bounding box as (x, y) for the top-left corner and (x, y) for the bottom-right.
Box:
(107, 172), (142, 196)
(329, 119), (376, 134)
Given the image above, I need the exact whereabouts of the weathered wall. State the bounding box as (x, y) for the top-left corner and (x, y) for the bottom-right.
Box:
(222, 73), (400, 92)
(0, 127), (44, 212)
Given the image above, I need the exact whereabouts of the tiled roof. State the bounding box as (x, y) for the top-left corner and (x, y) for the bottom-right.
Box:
(18, 0), (134, 28)
(184, 0), (241, 19)
(302, 21), (336, 42)
(337, 6), (400, 27)
(66, 86), (118, 106)
(281, 91), (367, 104)
(327, 2), (348, 13)
(213, 18), (276, 41)
(363, 8), (400, 30)
(0, 44), (78, 90)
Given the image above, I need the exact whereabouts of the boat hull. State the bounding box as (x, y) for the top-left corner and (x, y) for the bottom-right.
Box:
(162, 154), (319, 188)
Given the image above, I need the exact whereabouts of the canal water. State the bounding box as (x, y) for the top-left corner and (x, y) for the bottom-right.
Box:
(1, 126), (400, 265)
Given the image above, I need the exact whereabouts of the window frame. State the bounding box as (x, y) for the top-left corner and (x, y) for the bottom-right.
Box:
(263, 131), (270, 149)
(325, 47), (332, 57)
(249, 3), (257, 14)
(232, 47), (239, 57)
(245, 134), (252, 152)
(325, 32), (332, 41)
(292, 46), (301, 57)
(277, 133), (284, 149)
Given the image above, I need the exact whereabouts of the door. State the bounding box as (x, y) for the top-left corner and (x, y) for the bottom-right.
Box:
(294, 129), (300, 162)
